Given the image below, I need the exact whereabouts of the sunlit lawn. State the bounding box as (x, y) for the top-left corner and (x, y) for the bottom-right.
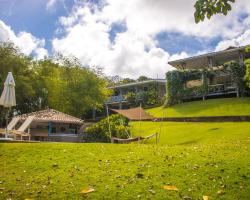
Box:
(0, 122), (250, 199)
(147, 97), (250, 118)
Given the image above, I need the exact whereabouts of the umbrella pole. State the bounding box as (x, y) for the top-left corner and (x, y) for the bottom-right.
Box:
(5, 107), (10, 138)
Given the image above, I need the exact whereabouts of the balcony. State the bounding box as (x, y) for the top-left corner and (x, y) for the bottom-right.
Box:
(207, 83), (237, 96)
(183, 83), (237, 100)
(107, 95), (126, 103)
(208, 84), (224, 94)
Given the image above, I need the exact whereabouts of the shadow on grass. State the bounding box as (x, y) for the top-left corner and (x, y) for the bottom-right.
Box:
(209, 128), (219, 131)
(177, 140), (198, 145)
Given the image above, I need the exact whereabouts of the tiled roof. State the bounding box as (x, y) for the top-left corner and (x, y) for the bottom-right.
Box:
(18, 109), (84, 125)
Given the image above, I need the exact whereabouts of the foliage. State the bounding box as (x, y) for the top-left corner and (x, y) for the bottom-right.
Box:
(224, 61), (246, 96)
(137, 90), (159, 106)
(0, 42), (111, 125)
(1, 122), (250, 199)
(165, 70), (208, 106)
(125, 92), (137, 105)
(245, 47), (250, 88)
(194, 0), (235, 23)
(119, 78), (135, 84)
(137, 76), (150, 82)
(147, 97), (250, 118)
(125, 88), (161, 107)
(85, 114), (130, 141)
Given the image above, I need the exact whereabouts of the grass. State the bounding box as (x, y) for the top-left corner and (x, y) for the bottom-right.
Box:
(130, 122), (250, 145)
(147, 97), (250, 118)
(1, 122), (250, 199)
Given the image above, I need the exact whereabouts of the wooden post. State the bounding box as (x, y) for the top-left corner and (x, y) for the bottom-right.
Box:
(119, 89), (123, 110)
(92, 108), (96, 120)
(181, 62), (186, 70)
(48, 121), (52, 135)
(106, 105), (112, 140)
(239, 50), (244, 65)
(208, 56), (213, 68)
(202, 72), (205, 101)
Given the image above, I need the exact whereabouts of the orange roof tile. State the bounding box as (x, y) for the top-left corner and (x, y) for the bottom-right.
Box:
(18, 109), (84, 125)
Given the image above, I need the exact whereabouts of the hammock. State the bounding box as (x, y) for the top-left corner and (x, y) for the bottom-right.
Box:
(111, 133), (158, 144)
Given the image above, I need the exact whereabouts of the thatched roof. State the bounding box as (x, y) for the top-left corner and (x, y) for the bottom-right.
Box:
(18, 109), (84, 125)
(111, 107), (154, 120)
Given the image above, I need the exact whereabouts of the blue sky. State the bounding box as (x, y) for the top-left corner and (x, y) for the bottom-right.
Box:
(0, 0), (250, 78)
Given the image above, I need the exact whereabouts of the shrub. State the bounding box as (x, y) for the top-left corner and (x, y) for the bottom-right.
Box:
(85, 114), (130, 142)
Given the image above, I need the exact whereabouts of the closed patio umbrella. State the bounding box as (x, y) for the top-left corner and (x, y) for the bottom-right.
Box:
(0, 72), (16, 137)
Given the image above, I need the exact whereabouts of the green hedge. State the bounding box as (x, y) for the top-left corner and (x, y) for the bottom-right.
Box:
(165, 70), (208, 106)
(245, 46), (250, 88)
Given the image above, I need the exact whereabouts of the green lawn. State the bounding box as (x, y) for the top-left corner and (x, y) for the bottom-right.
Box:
(130, 122), (250, 145)
(147, 97), (250, 118)
(1, 122), (250, 199)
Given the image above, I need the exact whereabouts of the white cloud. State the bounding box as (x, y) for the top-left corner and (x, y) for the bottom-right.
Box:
(215, 30), (250, 51)
(0, 20), (48, 59)
(52, 0), (250, 78)
(169, 52), (189, 62)
(46, 0), (58, 11)
(101, 0), (250, 39)
(46, 0), (69, 12)
(52, 3), (176, 78)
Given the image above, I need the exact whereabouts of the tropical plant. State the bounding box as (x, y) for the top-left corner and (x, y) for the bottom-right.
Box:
(224, 61), (246, 96)
(85, 114), (130, 141)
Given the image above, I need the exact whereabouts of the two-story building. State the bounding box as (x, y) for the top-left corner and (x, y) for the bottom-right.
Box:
(168, 45), (250, 100)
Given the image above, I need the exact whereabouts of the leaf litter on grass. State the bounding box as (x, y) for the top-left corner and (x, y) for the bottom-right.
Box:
(80, 187), (95, 194)
(163, 185), (179, 191)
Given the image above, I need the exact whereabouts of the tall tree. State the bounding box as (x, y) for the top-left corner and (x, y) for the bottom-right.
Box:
(0, 42), (111, 125)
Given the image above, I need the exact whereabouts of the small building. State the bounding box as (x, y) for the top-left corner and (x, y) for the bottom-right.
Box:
(107, 79), (166, 109)
(18, 109), (84, 142)
(168, 45), (250, 100)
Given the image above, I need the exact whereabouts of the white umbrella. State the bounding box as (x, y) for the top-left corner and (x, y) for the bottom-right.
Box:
(0, 72), (16, 107)
(0, 72), (16, 137)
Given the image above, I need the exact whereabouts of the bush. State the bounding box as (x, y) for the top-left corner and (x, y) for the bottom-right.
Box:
(85, 114), (130, 142)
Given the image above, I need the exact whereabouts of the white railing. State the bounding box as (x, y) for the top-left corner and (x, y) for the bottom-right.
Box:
(107, 95), (126, 103)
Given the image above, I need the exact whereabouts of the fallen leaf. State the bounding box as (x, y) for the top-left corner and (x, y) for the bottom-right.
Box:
(149, 189), (155, 194)
(203, 196), (209, 200)
(183, 196), (192, 200)
(80, 187), (95, 194)
(217, 190), (225, 196)
(163, 185), (178, 191)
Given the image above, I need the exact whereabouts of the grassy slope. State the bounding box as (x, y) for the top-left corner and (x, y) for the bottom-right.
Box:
(130, 122), (250, 145)
(1, 122), (250, 199)
(147, 97), (250, 118)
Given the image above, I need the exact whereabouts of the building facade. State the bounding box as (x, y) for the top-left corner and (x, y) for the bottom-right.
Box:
(168, 45), (250, 100)
(107, 79), (166, 109)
